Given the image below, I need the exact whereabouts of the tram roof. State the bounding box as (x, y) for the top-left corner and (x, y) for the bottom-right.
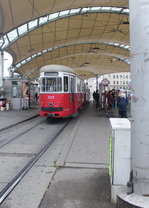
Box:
(0, 0), (130, 80)
(40, 65), (77, 75)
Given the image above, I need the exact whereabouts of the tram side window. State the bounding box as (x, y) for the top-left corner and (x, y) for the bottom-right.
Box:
(64, 76), (68, 92)
(57, 78), (62, 91)
(41, 78), (45, 91)
(77, 79), (81, 93)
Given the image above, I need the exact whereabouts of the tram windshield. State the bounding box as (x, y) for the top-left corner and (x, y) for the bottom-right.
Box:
(41, 77), (62, 92)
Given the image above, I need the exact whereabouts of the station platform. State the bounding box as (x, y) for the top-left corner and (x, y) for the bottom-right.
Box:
(0, 102), (116, 208)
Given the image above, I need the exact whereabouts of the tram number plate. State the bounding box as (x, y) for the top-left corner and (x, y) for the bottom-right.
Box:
(48, 96), (55, 99)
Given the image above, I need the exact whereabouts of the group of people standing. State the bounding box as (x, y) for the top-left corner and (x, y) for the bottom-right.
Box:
(93, 89), (129, 118)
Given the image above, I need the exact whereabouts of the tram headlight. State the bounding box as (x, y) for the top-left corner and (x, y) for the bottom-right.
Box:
(48, 102), (54, 107)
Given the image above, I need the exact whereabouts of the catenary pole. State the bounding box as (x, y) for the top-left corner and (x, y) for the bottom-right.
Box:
(0, 50), (4, 88)
(130, 0), (149, 195)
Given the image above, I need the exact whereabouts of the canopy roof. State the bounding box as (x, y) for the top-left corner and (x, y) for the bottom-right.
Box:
(0, 0), (129, 80)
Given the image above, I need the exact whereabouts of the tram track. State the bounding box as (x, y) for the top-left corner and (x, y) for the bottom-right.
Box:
(0, 117), (45, 148)
(0, 118), (71, 205)
(0, 114), (39, 133)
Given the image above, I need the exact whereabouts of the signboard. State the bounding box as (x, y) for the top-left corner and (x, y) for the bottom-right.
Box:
(101, 78), (110, 86)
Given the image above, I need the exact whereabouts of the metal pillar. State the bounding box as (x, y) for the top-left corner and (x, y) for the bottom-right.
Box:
(130, 0), (149, 195)
(0, 50), (4, 88)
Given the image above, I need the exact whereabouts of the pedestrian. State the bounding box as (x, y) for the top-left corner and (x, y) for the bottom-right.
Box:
(34, 85), (39, 101)
(94, 90), (100, 109)
(117, 92), (128, 118)
(111, 89), (116, 110)
(107, 90), (113, 111)
(34, 92), (38, 101)
(93, 91), (96, 103)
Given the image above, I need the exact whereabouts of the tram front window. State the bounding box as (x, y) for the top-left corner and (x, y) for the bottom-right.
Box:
(41, 77), (62, 92)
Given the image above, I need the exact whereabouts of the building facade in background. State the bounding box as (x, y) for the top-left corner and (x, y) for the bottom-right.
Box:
(88, 72), (131, 99)
(101, 72), (131, 90)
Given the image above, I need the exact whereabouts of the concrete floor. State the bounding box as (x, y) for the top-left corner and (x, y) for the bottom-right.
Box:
(39, 103), (116, 208)
(0, 102), (117, 208)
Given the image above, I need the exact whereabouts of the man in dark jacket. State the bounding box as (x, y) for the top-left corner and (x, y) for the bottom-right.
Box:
(95, 90), (100, 109)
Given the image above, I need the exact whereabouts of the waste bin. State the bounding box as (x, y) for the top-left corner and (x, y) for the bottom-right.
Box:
(0, 98), (6, 111)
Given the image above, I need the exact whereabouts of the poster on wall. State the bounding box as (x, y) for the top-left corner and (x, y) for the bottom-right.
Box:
(22, 81), (29, 98)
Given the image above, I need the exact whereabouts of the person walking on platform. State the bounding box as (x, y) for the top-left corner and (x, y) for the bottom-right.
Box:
(34, 85), (39, 101)
(107, 90), (113, 111)
(117, 92), (128, 118)
(93, 91), (96, 103)
(111, 89), (116, 110)
(94, 90), (100, 110)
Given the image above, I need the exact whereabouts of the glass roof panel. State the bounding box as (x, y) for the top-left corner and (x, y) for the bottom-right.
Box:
(81, 7), (91, 13)
(70, 8), (81, 14)
(39, 16), (48, 25)
(7, 29), (18, 42)
(48, 12), (59, 20)
(1, 35), (9, 49)
(21, 60), (26, 65)
(43, 49), (48, 53)
(122, 9), (129, 13)
(32, 54), (37, 58)
(110, 7), (123, 11)
(28, 19), (38, 30)
(123, 45), (130, 49)
(16, 63), (22, 68)
(26, 57), (32, 61)
(120, 44), (125, 47)
(18, 24), (28, 36)
(37, 52), (42, 55)
(0, 38), (4, 47)
(59, 10), (70, 17)
(101, 7), (112, 10)
(90, 7), (101, 11)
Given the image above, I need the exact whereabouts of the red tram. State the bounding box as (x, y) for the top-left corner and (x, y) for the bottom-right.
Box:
(39, 65), (89, 118)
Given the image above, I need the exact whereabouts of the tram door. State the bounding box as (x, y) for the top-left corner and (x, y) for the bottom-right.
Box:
(69, 76), (75, 114)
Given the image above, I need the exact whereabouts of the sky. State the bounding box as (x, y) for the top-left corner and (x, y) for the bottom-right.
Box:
(4, 51), (13, 77)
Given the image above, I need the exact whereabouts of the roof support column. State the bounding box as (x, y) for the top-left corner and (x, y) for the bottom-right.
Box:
(130, 0), (149, 195)
(0, 50), (4, 88)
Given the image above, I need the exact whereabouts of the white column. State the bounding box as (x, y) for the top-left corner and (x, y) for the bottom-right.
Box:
(0, 51), (4, 88)
(130, 0), (149, 195)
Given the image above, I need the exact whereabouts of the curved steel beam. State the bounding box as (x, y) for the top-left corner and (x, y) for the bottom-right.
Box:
(15, 42), (130, 70)
(23, 52), (130, 78)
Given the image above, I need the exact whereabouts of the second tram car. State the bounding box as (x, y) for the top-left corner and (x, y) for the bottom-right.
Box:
(39, 65), (89, 118)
